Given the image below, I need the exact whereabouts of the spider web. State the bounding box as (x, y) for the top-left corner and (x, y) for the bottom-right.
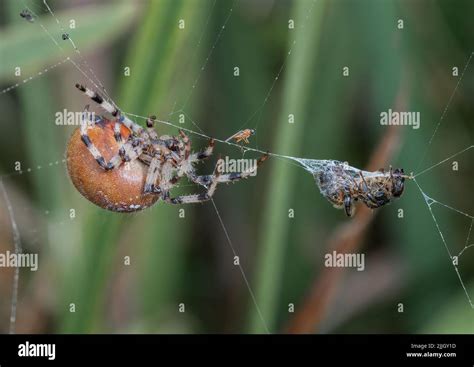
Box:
(0, 0), (472, 335)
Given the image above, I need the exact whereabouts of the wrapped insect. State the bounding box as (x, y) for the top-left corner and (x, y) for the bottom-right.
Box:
(297, 159), (409, 216)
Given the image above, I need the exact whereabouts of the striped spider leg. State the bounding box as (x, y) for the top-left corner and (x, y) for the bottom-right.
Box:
(75, 83), (143, 134)
(166, 152), (268, 204)
(79, 105), (142, 170)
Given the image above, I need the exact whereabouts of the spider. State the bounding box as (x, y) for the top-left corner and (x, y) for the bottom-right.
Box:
(67, 84), (268, 212)
(312, 160), (407, 216)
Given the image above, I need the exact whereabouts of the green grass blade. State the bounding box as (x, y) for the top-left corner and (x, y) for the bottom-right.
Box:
(118, 0), (207, 331)
(248, 0), (327, 333)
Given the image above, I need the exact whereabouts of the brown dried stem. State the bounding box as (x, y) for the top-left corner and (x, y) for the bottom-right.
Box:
(286, 87), (408, 334)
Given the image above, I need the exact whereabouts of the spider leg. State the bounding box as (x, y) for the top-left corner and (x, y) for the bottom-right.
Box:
(108, 120), (137, 168)
(138, 152), (153, 165)
(80, 107), (142, 170)
(146, 115), (159, 140)
(167, 153), (268, 205)
(162, 151), (268, 204)
(183, 153), (267, 186)
(186, 172), (213, 187)
(163, 163), (221, 204)
(172, 133), (199, 178)
(75, 83), (143, 134)
(147, 118), (177, 162)
(143, 156), (162, 194)
(120, 139), (143, 161)
(113, 121), (126, 143)
(215, 153), (268, 184)
(108, 140), (144, 170)
(80, 104), (95, 131)
(80, 105), (116, 170)
(156, 160), (176, 194)
(179, 130), (191, 160)
(189, 138), (215, 162)
(111, 114), (138, 157)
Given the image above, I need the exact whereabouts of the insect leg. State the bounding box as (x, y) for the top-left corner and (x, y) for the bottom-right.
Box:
(344, 195), (354, 217)
(358, 172), (369, 191)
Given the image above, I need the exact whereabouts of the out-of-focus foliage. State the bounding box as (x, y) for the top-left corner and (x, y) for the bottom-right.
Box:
(0, 0), (472, 334)
(0, 2), (136, 79)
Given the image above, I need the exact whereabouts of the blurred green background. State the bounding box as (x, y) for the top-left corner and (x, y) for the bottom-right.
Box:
(0, 0), (473, 334)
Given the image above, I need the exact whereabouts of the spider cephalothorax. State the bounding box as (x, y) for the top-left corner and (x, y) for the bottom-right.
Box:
(66, 84), (267, 212)
(313, 160), (407, 217)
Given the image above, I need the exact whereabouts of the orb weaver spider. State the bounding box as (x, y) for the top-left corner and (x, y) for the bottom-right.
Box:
(66, 84), (268, 212)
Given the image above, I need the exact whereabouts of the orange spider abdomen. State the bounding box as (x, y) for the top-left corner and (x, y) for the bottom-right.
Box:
(66, 119), (159, 212)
